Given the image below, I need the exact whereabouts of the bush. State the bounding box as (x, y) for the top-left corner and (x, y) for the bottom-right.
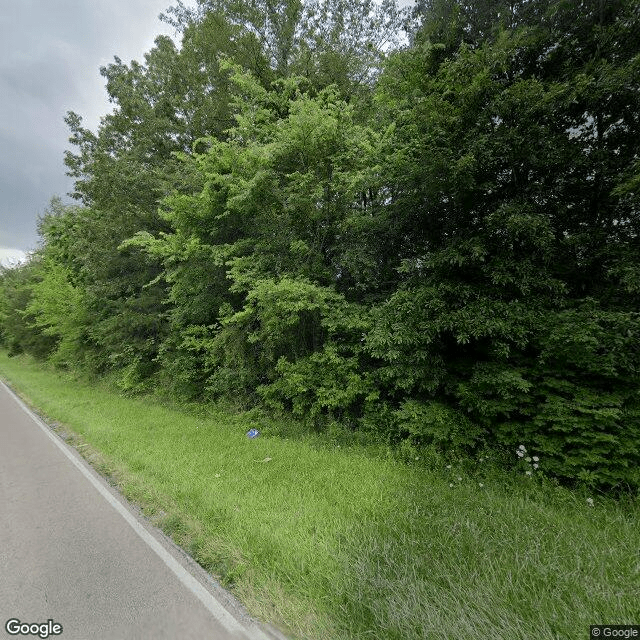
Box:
(259, 344), (376, 419)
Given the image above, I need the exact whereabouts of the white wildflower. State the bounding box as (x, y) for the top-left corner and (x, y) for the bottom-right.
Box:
(532, 456), (539, 462)
(586, 498), (594, 507)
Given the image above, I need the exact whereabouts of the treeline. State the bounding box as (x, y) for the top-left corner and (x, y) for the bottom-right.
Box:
(1, 0), (639, 490)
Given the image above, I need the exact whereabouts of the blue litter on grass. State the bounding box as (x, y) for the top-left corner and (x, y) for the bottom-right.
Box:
(246, 428), (260, 439)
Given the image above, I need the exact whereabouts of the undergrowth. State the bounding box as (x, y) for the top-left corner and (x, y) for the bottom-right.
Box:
(1, 351), (638, 640)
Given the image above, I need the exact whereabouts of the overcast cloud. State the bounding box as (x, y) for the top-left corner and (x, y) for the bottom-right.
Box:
(0, 0), (195, 264)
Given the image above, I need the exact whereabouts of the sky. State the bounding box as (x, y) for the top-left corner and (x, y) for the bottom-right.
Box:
(0, 0), (196, 266)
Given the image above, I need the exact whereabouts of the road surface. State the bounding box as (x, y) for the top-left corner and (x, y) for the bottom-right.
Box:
(0, 380), (284, 640)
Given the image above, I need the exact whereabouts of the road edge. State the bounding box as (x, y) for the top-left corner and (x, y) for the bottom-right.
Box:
(0, 378), (289, 640)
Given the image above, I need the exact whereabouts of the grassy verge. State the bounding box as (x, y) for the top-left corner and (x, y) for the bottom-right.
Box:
(1, 351), (638, 640)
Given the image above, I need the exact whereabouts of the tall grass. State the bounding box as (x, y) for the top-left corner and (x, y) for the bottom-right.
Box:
(1, 351), (638, 640)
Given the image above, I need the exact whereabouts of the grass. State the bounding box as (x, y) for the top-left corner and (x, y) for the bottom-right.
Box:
(1, 350), (638, 640)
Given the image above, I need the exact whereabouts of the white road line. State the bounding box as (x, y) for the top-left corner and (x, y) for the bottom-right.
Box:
(1, 380), (274, 640)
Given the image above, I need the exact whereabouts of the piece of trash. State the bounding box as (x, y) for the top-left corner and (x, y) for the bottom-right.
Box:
(246, 428), (260, 438)
(262, 457), (272, 463)
(215, 473), (221, 478)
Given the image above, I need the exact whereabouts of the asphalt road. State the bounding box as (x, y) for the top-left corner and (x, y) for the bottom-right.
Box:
(0, 381), (283, 640)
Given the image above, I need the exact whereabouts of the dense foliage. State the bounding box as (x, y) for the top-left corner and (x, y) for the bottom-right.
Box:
(2, 0), (639, 491)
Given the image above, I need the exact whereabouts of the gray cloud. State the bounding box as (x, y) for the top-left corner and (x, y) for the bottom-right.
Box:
(0, 0), (188, 253)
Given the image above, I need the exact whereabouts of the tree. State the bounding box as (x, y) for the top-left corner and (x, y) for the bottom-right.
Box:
(8, 0), (637, 488)
(366, 0), (640, 487)
(162, 0), (407, 96)
(0, 260), (55, 359)
(59, 0), (404, 391)
(128, 69), (378, 403)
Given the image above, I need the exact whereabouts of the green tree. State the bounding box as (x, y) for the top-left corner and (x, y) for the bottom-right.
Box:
(366, 0), (640, 487)
(128, 70), (379, 402)
(60, 0), (403, 390)
(0, 260), (55, 359)
(8, 0), (637, 489)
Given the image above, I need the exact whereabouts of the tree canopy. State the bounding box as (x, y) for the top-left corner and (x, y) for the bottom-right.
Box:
(2, 0), (639, 490)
